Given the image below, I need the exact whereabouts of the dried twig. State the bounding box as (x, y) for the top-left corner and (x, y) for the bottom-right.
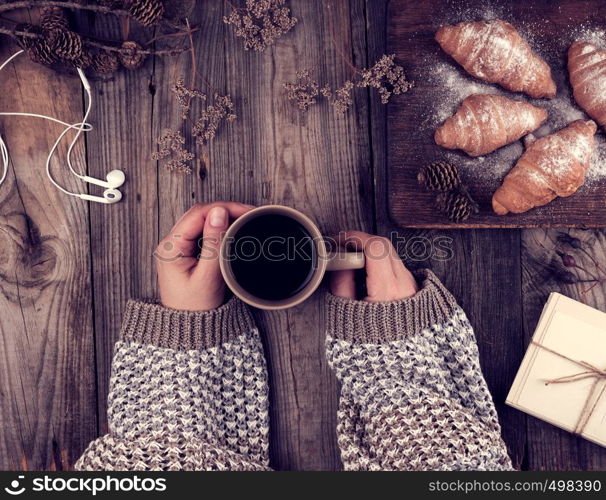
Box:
(330, 35), (360, 75)
(83, 37), (186, 56)
(144, 26), (199, 46)
(1, 26), (189, 56)
(185, 17), (196, 89)
(0, 1), (130, 16)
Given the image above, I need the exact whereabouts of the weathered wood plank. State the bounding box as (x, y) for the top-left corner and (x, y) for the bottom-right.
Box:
(152, 0), (374, 470)
(218, 0), (374, 470)
(367, 0), (528, 469)
(79, 14), (159, 435)
(0, 17), (97, 469)
(522, 228), (606, 470)
(437, 229), (526, 469)
(387, 0), (606, 228)
(3, 0), (585, 472)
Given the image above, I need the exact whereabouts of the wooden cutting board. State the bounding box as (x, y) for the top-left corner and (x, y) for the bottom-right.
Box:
(387, 0), (606, 228)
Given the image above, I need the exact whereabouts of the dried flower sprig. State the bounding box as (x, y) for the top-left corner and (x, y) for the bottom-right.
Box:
(152, 129), (194, 174)
(172, 78), (206, 120)
(152, 80), (236, 173)
(283, 70), (319, 111)
(320, 80), (354, 114)
(192, 94), (237, 145)
(357, 54), (414, 104)
(224, 0), (297, 52)
(284, 54), (413, 113)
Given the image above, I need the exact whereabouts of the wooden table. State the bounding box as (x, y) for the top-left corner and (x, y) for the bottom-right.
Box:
(1, 0), (605, 471)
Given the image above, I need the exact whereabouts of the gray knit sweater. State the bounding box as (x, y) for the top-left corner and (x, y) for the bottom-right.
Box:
(75, 270), (512, 471)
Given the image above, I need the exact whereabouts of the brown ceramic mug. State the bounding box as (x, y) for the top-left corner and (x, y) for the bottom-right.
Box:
(219, 205), (365, 310)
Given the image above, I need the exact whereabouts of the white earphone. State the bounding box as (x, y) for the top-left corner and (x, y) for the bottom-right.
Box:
(0, 51), (125, 204)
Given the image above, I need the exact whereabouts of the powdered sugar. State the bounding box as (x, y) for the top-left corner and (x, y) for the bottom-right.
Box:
(588, 140), (606, 182)
(570, 44), (606, 107)
(580, 44), (594, 55)
(424, 8), (606, 186)
(538, 134), (588, 184)
(423, 60), (502, 128)
(437, 0), (507, 25)
(567, 25), (606, 49)
(441, 143), (522, 184)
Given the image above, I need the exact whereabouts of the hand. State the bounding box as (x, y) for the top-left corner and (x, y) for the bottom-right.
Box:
(155, 202), (254, 311)
(329, 231), (419, 302)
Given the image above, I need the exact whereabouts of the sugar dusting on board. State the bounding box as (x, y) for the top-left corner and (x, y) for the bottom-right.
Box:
(423, 1), (606, 186)
(422, 61), (502, 128)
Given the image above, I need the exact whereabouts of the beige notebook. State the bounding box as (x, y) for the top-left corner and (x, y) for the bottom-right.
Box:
(506, 292), (606, 447)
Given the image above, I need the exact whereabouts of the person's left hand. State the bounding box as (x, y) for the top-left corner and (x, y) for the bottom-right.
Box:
(329, 230), (419, 302)
(154, 202), (254, 311)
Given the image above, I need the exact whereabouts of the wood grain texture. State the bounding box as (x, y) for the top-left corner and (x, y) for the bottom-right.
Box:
(370, 0), (527, 468)
(522, 228), (606, 470)
(77, 11), (160, 436)
(434, 229), (527, 468)
(1, 0), (604, 472)
(387, 0), (606, 228)
(108, 0), (373, 470)
(221, 0), (374, 470)
(0, 14), (97, 470)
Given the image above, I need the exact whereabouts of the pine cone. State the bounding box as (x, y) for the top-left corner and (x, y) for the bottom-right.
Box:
(93, 51), (120, 73)
(436, 189), (479, 222)
(119, 41), (146, 70)
(418, 161), (461, 191)
(72, 49), (95, 70)
(40, 7), (69, 32)
(127, 0), (164, 26)
(16, 23), (57, 65)
(46, 30), (83, 61)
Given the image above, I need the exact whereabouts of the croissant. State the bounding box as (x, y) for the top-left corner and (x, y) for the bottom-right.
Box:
(435, 94), (548, 156)
(492, 120), (596, 215)
(568, 41), (606, 129)
(436, 20), (557, 99)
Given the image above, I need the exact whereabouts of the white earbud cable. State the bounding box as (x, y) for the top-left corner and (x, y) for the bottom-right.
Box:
(0, 50), (25, 188)
(0, 49), (23, 72)
(0, 130), (8, 188)
(65, 70), (93, 182)
(0, 50), (94, 197)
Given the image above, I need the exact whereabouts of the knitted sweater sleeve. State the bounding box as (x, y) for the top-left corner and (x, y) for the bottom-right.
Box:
(75, 297), (271, 471)
(325, 269), (513, 471)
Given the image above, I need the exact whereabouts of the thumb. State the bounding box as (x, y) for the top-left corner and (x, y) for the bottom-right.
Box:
(194, 205), (229, 280)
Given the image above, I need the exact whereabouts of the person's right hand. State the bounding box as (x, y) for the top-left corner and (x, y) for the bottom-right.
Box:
(154, 202), (254, 311)
(329, 231), (419, 302)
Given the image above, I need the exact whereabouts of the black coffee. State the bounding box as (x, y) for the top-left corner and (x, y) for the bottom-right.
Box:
(228, 214), (317, 301)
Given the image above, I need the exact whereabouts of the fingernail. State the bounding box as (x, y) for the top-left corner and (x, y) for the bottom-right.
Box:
(209, 206), (228, 228)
